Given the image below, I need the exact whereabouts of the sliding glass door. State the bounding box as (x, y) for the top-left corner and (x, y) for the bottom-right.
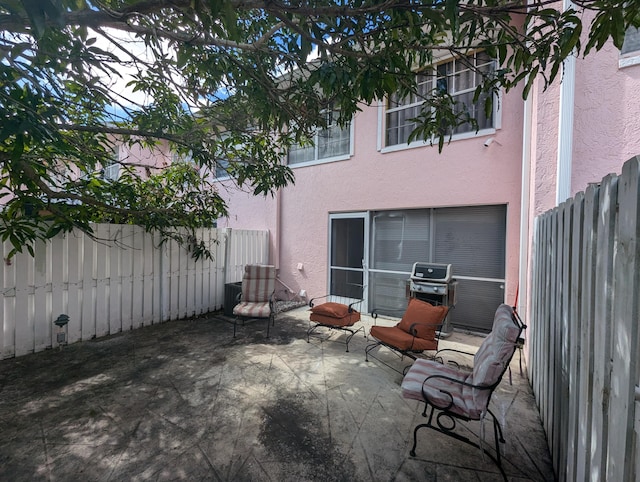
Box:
(328, 213), (368, 311)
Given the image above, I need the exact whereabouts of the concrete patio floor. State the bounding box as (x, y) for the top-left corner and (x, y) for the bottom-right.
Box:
(0, 307), (554, 481)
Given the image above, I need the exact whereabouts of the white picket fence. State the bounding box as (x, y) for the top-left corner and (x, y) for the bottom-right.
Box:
(530, 155), (640, 481)
(0, 225), (269, 359)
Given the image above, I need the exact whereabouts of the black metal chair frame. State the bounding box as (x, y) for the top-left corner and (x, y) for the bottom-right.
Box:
(306, 294), (365, 352)
(408, 307), (526, 481)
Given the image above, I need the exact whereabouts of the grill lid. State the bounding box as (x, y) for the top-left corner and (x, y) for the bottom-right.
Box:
(410, 262), (452, 283)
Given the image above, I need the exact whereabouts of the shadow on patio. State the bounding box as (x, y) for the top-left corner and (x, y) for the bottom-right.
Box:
(0, 307), (554, 481)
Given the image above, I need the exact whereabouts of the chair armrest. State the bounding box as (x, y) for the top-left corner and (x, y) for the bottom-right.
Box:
(309, 294), (330, 308)
(408, 321), (443, 340)
(420, 373), (495, 411)
(435, 348), (476, 358)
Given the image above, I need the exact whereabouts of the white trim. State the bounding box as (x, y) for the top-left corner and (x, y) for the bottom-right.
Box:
(288, 152), (352, 168)
(376, 101), (383, 152)
(619, 55), (640, 69)
(379, 127), (497, 154)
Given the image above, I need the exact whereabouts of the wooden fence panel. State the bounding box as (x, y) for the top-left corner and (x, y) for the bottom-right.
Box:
(33, 239), (50, 352)
(120, 225), (134, 331)
(608, 157), (640, 481)
(0, 225), (268, 359)
(575, 183), (598, 480)
(95, 224), (110, 338)
(14, 249), (31, 357)
(66, 232), (83, 345)
(131, 226), (144, 329)
(82, 228), (96, 339)
(50, 233), (66, 348)
(531, 157), (640, 481)
(1, 240), (16, 359)
(590, 174), (617, 479)
(108, 226), (122, 334)
(142, 230), (155, 325)
(566, 192), (584, 482)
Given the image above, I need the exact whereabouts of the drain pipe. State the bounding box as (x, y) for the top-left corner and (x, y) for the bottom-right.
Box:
(556, 0), (577, 205)
(519, 83), (533, 319)
(223, 227), (232, 284)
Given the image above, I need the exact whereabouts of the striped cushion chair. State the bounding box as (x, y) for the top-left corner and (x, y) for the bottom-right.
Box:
(400, 304), (525, 480)
(232, 264), (276, 337)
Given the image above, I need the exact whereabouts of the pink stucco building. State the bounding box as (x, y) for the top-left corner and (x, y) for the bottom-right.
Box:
(216, 30), (640, 332)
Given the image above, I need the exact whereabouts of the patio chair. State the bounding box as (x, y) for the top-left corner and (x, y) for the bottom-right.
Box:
(232, 264), (276, 337)
(307, 286), (364, 352)
(364, 298), (448, 372)
(401, 304), (526, 480)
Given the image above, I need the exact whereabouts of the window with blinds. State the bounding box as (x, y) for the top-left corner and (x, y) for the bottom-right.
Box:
(368, 204), (506, 332)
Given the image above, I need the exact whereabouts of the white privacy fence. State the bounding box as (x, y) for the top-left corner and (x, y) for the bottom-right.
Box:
(0, 225), (269, 359)
(530, 156), (640, 481)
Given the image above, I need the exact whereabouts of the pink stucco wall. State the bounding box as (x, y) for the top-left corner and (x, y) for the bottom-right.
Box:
(218, 88), (525, 304)
(525, 27), (640, 326)
(531, 22), (640, 217)
(572, 43), (640, 191)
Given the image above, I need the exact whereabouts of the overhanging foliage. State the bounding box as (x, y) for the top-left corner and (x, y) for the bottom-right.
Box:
(0, 0), (637, 258)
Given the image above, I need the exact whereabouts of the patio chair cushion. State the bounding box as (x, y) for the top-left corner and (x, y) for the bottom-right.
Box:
(397, 298), (448, 340)
(471, 304), (521, 405)
(309, 301), (361, 328)
(369, 325), (439, 351)
(241, 264), (276, 303)
(233, 300), (272, 318)
(310, 302), (351, 318)
(401, 358), (479, 418)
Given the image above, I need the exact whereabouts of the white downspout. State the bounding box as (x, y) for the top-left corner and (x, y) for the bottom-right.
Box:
(275, 187), (282, 270)
(519, 88), (533, 318)
(556, 0), (576, 204)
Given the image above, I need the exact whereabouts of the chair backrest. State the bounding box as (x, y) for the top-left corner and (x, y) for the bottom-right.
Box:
(241, 264), (275, 303)
(396, 298), (448, 341)
(470, 304), (523, 406)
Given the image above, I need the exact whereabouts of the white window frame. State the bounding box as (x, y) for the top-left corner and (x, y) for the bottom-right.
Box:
(287, 111), (354, 168)
(378, 53), (501, 153)
(620, 27), (640, 69)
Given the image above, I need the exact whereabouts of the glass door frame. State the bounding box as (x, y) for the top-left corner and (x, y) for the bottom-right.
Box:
(327, 212), (370, 313)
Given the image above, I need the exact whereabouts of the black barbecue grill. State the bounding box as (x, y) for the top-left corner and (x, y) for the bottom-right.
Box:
(409, 262), (457, 336)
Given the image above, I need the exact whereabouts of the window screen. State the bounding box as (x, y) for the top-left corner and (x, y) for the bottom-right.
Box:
(367, 204), (507, 332)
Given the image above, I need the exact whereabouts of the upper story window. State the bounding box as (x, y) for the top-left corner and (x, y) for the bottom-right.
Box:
(102, 145), (120, 181)
(385, 52), (496, 148)
(288, 109), (352, 166)
(620, 27), (640, 68)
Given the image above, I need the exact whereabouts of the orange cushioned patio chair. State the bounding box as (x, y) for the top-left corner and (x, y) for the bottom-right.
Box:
(307, 294), (364, 352)
(365, 298), (449, 370)
(232, 264), (276, 337)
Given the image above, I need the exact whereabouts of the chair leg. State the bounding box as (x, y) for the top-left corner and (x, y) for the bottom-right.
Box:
(410, 404), (508, 481)
(343, 326), (364, 352)
(365, 341), (380, 362)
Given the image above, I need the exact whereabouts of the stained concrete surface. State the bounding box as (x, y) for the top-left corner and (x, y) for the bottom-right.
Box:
(0, 307), (555, 481)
